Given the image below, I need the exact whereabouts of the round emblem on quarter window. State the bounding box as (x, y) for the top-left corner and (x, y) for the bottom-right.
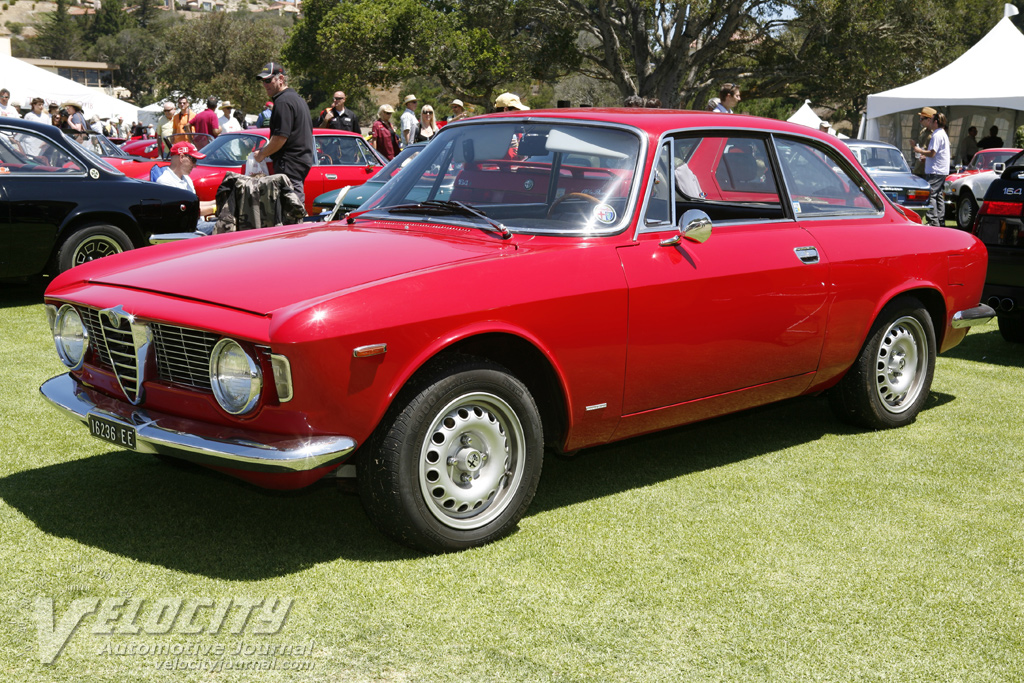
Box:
(593, 204), (617, 224)
(89, 168), (100, 179)
(523, 179), (534, 190)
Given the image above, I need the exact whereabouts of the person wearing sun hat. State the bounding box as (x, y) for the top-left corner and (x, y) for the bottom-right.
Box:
(218, 100), (242, 133)
(493, 92), (530, 112)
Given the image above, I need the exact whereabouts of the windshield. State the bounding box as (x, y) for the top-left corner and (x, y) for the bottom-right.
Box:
(64, 131), (126, 158)
(970, 149), (1018, 171)
(851, 145), (910, 173)
(197, 133), (266, 167)
(363, 121), (643, 235)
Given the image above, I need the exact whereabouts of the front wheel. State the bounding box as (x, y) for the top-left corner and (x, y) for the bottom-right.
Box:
(956, 193), (977, 230)
(829, 297), (936, 429)
(358, 357), (543, 552)
(56, 223), (133, 273)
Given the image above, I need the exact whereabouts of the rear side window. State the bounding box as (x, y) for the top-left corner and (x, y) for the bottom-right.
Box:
(775, 138), (882, 217)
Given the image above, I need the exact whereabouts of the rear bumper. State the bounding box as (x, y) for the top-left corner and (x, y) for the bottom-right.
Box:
(40, 373), (356, 473)
(951, 304), (997, 329)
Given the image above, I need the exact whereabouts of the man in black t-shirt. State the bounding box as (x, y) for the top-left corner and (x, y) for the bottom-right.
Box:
(253, 62), (315, 211)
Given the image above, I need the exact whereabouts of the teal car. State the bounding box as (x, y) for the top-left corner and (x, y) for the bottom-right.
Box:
(313, 142), (428, 220)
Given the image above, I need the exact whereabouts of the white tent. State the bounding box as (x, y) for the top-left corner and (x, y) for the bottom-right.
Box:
(787, 100), (848, 138)
(0, 55), (141, 122)
(862, 8), (1024, 160)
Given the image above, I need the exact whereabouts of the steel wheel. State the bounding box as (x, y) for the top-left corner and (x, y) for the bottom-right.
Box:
(418, 391), (525, 530)
(872, 315), (928, 413)
(829, 297), (936, 429)
(358, 356), (543, 552)
(956, 194), (977, 230)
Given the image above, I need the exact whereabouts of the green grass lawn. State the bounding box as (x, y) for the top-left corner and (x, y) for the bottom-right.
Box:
(1, 279), (1022, 682)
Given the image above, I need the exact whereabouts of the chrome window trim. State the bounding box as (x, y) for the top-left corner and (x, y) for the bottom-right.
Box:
(635, 129), (795, 239)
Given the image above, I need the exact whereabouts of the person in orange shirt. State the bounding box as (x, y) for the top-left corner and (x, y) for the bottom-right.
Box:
(172, 96), (195, 143)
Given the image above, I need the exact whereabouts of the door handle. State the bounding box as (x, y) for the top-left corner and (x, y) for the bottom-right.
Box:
(326, 174), (337, 180)
(794, 246), (819, 264)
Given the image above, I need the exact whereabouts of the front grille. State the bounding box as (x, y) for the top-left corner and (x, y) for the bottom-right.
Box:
(152, 323), (219, 390)
(79, 306), (219, 399)
(80, 307), (141, 402)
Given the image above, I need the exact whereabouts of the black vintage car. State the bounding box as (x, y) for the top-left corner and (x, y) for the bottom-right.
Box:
(0, 117), (199, 279)
(973, 161), (1024, 341)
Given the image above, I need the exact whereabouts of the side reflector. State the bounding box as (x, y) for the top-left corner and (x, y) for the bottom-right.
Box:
(353, 343), (387, 358)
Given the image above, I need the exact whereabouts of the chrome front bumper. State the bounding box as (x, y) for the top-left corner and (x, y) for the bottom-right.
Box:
(951, 304), (997, 329)
(39, 373), (356, 473)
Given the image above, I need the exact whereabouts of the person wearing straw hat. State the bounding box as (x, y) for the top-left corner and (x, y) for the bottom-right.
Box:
(400, 93), (418, 147)
(62, 101), (86, 132)
(218, 100), (242, 133)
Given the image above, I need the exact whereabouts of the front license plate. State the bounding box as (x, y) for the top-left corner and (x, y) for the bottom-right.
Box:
(87, 413), (137, 450)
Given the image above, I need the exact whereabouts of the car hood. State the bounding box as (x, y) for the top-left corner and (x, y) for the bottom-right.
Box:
(865, 169), (929, 190)
(83, 222), (518, 315)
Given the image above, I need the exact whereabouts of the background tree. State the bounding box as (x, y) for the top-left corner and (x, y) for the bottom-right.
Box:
(284, 0), (579, 109)
(94, 27), (167, 105)
(157, 13), (288, 113)
(20, 0), (87, 60)
(532, 0), (791, 108)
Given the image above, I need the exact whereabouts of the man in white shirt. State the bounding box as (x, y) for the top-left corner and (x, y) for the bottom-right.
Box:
(23, 98), (51, 125)
(400, 94), (418, 147)
(157, 141), (218, 232)
(912, 107), (950, 227)
(0, 89), (21, 117)
(218, 101), (242, 133)
(712, 83), (740, 113)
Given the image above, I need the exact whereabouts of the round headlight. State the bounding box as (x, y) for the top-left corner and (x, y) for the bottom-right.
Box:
(54, 304), (88, 369)
(209, 338), (262, 415)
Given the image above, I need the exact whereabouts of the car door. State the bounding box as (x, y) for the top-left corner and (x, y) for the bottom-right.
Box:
(305, 134), (383, 203)
(616, 134), (830, 419)
(0, 126), (86, 277)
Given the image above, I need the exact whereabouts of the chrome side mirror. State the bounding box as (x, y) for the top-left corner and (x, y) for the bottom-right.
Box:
(661, 209), (712, 246)
(993, 162), (1006, 175)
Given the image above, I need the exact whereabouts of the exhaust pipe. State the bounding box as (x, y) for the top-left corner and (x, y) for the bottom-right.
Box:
(1001, 298), (1015, 312)
(988, 296), (1002, 311)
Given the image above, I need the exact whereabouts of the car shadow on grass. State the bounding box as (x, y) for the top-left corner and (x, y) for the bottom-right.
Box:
(942, 325), (1024, 368)
(0, 278), (48, 309)
(0, 390), (956, 575)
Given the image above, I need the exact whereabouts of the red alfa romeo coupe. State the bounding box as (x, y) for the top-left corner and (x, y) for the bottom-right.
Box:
(40, 109), (994, 551)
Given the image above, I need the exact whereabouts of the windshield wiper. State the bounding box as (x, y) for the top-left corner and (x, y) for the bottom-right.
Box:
(385, 200), (512, 240)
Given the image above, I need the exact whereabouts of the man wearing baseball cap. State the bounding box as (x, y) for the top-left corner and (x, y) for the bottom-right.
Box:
(157, 142), (217, 220)
(253, 62), (314, 211)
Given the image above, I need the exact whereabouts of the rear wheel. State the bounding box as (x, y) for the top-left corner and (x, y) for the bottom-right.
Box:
(956, 193), (977, 230)
(358, 356), (544, 552)
(830, 297), (936, 429)
(997, 312), (1024, 343)
(56, 223), (133, 273)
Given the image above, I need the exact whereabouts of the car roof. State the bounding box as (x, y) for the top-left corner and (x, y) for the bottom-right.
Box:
(450, 108), (847, 142)
(844, 139), (899, 150)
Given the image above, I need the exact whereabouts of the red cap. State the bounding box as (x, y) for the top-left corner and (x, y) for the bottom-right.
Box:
(170, 141), (205, 159)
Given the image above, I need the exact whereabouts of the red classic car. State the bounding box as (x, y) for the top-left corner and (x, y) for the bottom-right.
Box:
(63, 130), (166, 180)
(186, 128), (386, 214)
(40, 110), (994, 552)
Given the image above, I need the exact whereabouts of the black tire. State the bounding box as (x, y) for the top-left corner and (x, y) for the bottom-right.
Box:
(997, 312), (1024, 343)
(829, 297), (936, 429)
(358, 356), (544, 552)
(56, 223), (133, 274)
(956, 192), (977, 230)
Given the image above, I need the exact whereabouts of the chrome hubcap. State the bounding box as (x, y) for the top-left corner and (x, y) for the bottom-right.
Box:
(874, 316), (927, 413)
(418, 391), (525, 530)
(73, 235), (123, 266)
